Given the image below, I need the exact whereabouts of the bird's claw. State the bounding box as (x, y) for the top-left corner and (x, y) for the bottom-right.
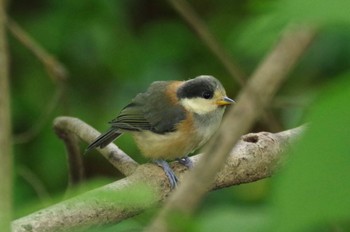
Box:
(153, 159), (178, 189)
(176, 156), (193, 169)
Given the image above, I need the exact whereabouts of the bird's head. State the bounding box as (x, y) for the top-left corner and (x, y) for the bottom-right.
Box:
(176, 75), (234, 115)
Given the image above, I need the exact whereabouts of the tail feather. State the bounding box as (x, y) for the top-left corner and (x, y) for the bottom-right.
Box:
(85, 128), (122, 153)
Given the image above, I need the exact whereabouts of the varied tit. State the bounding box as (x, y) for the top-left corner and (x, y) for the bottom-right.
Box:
(86, 75), (234, 188)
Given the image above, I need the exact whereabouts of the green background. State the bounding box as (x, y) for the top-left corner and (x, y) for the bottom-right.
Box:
(9, 0), (350, 231)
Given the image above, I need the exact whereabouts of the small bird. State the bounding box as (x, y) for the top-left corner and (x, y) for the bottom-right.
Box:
(86, 75), (234, 188)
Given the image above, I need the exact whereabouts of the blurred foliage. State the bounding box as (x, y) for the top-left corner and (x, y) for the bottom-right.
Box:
(8, 0), (350, 231)
(271, 75), (350, 231)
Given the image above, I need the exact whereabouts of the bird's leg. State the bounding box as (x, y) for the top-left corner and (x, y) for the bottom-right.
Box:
(153, 159), (178, 189)
(176, 156), (193, 169)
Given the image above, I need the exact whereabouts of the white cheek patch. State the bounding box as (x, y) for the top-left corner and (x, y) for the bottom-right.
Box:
(180, 98), (217, 115)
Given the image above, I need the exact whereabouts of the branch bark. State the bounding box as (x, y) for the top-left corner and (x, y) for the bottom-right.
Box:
(11, 123), (304, 232)
(0, 1), (12, 231)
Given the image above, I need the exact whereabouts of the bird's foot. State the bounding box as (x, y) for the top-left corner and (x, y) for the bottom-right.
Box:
(176, 156), (193, 169)
(153, 159), (178, 189)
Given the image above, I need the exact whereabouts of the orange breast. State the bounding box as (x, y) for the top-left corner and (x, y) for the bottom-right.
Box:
(131, 112), (201, 160)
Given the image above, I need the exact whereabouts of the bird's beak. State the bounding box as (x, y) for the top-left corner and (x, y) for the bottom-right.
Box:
(216, 96), (235, 106)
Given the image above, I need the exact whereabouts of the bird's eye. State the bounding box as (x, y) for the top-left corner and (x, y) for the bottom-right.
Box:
(202, 91), (213, 99)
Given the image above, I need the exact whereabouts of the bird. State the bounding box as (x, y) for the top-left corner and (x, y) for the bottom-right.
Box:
(86, 75), (234, 188)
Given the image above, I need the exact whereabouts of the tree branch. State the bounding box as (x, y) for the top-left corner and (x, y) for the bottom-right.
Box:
(0, 1), (12, 231)
(6, 19), (67, 83)
(11, 124), (305, 232)
(53, 117), (139, 177)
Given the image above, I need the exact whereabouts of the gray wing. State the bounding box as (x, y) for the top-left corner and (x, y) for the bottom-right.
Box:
(110, 81), (186, 134)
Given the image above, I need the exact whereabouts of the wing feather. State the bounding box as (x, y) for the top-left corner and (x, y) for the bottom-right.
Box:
(109, 81), (186, 134)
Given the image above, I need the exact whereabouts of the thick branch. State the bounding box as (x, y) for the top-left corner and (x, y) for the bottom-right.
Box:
(12, 126), (304, 232)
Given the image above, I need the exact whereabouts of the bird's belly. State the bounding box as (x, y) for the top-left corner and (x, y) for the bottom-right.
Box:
(131, 130), (201, 160)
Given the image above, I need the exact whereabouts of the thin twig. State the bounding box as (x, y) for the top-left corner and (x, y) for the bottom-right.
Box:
(13, 82), (66, 144)
(0, 0), (12, 230)
(7, 19), (68, 144)
(53, 117), (139, 177)
(167, 0), (245, 86)
(7, 18), (68, 83)
(17, 166), (51, 201)
(145, 25), (316, 231)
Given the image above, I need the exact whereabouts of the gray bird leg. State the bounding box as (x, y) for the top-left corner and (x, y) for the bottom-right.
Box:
(153, 159), (178, 189)
(176, 156), (193, 169)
